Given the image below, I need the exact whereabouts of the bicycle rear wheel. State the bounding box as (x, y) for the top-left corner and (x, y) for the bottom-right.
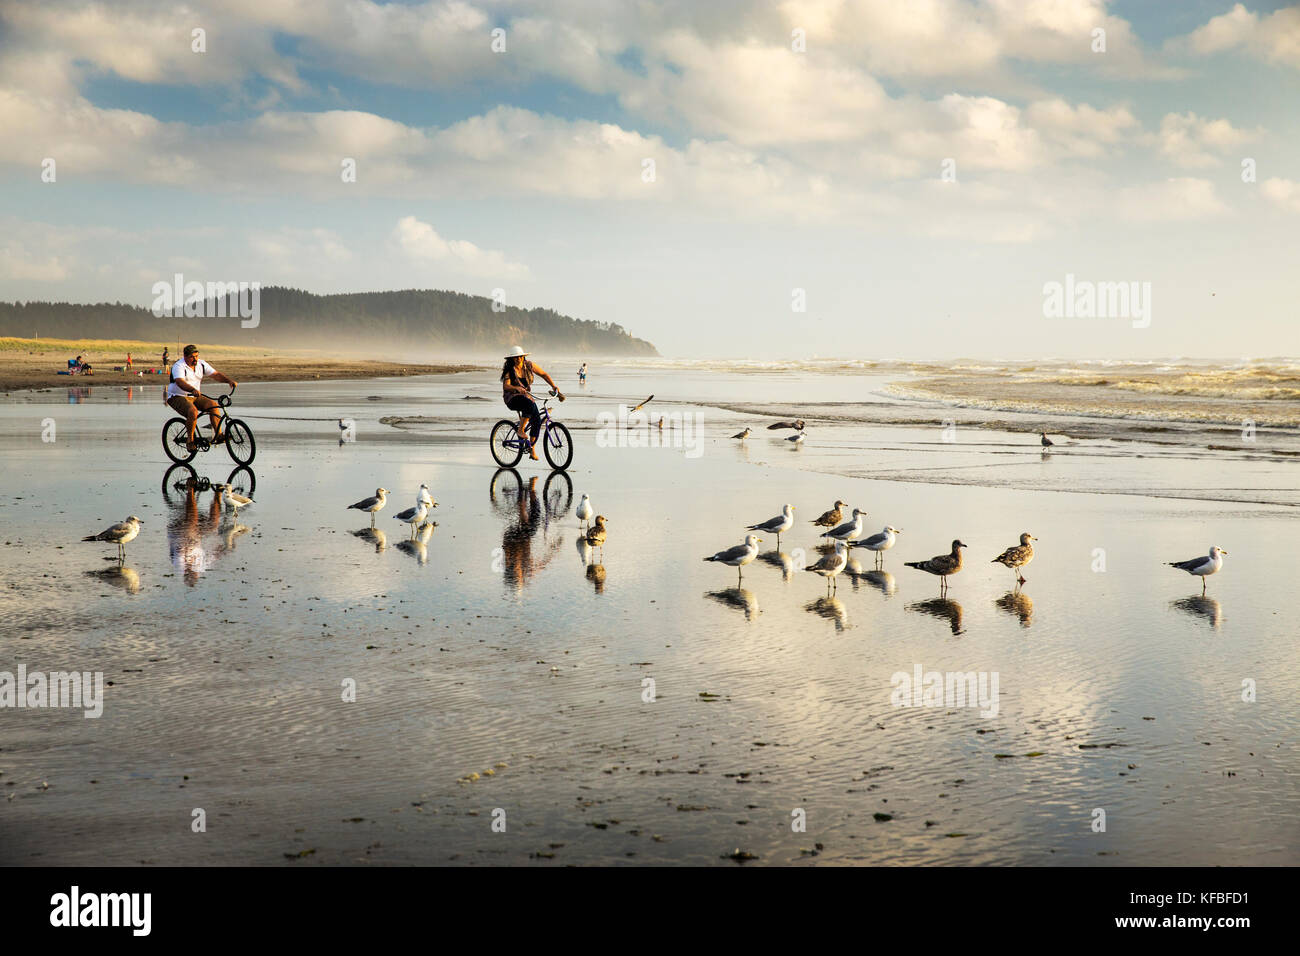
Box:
(163, 418), (196, 463)
(544, 422), (573, 471)
(225, 419), (256, 465)
(490, 420), (525, 467)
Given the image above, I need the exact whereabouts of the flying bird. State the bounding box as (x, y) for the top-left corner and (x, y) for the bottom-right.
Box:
(82, 515), (143, 561)
(991, 532), (1036, 585)
(767, 420), (806, 431)
(1168, 546), (1227, 594)
(905, 539), (967, 593)
(631, 395), (654, 413)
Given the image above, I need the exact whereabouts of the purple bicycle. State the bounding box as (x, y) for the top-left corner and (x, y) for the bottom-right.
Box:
(490, 390), (573, 471)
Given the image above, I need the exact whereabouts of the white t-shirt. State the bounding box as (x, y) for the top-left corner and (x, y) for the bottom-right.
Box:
(167, 358), (217, 399)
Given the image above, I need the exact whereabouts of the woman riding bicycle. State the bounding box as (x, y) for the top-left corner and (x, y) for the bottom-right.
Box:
(501, 346), (564, 461)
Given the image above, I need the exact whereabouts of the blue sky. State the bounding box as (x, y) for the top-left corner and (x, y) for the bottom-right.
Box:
(1, 0), (1298, 359)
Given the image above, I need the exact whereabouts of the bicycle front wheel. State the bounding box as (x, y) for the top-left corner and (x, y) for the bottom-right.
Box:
(490, 420), (525, 467)
(163, 418), (196, 463)
(544, 422), (573, 471)
(225, 419), (256, 465)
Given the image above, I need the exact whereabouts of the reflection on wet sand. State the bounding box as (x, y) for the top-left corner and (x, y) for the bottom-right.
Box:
(495, 471), (562, 592)
(907, 597), (965, 635)
(995, 589), (1034, 627)
(352, 527), (387, 552)
(586, 562), (606, 594)
(863, 570), (897, 596)
(165, 476), (227, 586)
(397, 522), (436, 564)
(84, 565), (140, 593)
(1170, 594), (1223, 628)
(705, 587), (759, 621)
(804, 595), (848, 631)
(758, 550), (797, 581)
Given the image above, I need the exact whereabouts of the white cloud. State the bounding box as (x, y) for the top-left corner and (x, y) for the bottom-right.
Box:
(1178, 3), (1300, 68)
(393, 216), (529, 279)
(1261, 178), (1300, 214)
(1117, 178), (1228, 222)
(1149, 111), (1259, 168)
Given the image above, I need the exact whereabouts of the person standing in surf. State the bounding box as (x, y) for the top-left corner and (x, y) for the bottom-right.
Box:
(501, 346), (565, 461)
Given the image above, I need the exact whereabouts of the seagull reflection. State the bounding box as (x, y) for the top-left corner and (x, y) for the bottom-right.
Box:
(586, 562), (607, 594)
(907, 597), (965, 635)
(352, 527), (387, 552)
(217, 522), (250, 554)
(862, 570), (896, 596)
(995, 589), (1034, 627)
(576, 534), (593, 566)
(705, 587), (759, 621)
(1170, 594), (1223, 628)
(396, 522), (435, 564)
(84, 565), (140, 594)
(804, 595), (848, 631)
(757, 550), (796, 581)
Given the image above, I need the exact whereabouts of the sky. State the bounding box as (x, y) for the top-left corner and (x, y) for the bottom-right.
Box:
(0, 0), (1297, 360)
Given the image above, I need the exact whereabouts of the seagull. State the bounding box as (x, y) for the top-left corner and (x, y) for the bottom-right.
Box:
(767, 420), (805, 431)
(786, 431), (806, 445)
(347, 488), (388, 526)
(1168, 546), (1227, 594)
(417, 483), (436, 510)
(821, 507), (865, 544)
(586, 515), (608, 558)
(576, 493), (593, 531)
(853, 525), (902, 567)
(805, 540), (848, 592)
(812, 500), (848, 528)
(747, 504), (795, 548)
(82, 515), (143, 561)
(704, 533), (762, 584)
(991, 532), (1036, 585)
(905, 539), (967, 594)
(732, 428), (751, 441)
(1040, 432), (1054, 448)
(221, 486), (254, 512)
(392, 500), (429, 537)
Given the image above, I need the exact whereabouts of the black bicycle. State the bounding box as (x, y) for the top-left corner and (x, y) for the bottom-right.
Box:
(163, 388), (256, 465)
(490, 390), (573, 471)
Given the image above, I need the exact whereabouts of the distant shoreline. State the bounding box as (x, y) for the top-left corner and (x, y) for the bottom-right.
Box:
(0, 337), (483, 394)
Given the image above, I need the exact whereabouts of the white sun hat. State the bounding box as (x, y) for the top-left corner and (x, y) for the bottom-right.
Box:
(504, 345), (529, 359)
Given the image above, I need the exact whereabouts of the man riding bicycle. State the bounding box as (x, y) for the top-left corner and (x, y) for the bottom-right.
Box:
(500, 345), (564, 461)
(167, 344), (238, 453)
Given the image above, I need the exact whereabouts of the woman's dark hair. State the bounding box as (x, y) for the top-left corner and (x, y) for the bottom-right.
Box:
(500, 355), (528, 384)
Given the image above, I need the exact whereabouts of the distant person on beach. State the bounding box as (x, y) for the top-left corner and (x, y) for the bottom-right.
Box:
(162, 347), (170, 368)
(126, 352), (132, 370)
(167, 344), (238, 452)
(73, 355), (92, 374)
(501, 345), (564, 461)
(578, 362), (587, 383)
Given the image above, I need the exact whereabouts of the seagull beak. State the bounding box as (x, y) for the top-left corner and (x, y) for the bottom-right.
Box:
(1219, 549), (1228, 555)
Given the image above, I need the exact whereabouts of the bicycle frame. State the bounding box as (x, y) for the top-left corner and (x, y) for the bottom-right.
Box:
(507, 395), (562, 449)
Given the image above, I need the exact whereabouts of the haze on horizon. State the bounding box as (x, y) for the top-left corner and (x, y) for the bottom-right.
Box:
(1, 0), (1298, 361)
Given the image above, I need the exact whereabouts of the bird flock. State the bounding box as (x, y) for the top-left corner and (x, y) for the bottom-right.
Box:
(346, 483), (437, 538)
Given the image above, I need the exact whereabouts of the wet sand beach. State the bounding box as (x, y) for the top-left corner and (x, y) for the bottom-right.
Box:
(1, 364), (1297, 865)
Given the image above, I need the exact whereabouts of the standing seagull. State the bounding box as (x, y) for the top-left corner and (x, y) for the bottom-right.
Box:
(805, 540), (848, 593)
(82, 515), (143, 562)
(347, 488), (388, 526)
(991, 532), (1036, 585)
(747, 504), (795, 549)
(221, 485), (254, 513)
(575, 493), (593, 531)
(417, 483), (437, 511)
(586, 515), (609, 559)
(1040, 432), (1054, 448)
(821, 507), (865, 545)
(1168, 546), (1227, 594)
(704, 534), (762, 584)
(767, 420), (805, 431)
(392, 500), (429, 538)
(854, 525), (902, 567)
(786, 431), (806, 446)
(905, 540), (967, 594)
(731, 428), (751, 441)
(812, 500), (848, 528)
